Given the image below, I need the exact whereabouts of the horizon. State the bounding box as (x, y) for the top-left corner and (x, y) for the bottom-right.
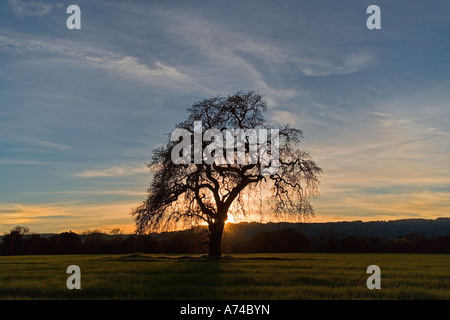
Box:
(2, 216), (448, 236)
(1, 0), (450, 234)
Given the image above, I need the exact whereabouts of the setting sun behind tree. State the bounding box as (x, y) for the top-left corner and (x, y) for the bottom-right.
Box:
(132, 91), (321, 257)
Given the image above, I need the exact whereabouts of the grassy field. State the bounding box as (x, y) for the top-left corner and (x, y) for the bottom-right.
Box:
(0, 253), (448, 299)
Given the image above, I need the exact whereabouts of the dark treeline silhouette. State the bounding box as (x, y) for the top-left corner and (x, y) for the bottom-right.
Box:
(229, 229), (450, 254)
(1, 225), (449, 255)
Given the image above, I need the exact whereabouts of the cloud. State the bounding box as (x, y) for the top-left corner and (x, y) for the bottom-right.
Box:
(8, 0), (55, 18)
(301, 97), (450, 222)
(159, 9), (375, 77)
(28, 189), (146, 197)
(151, 8), (376, 109)
(342, 190), (450, 218)
(0, 33), (206, 93)
(86, 56), (206, 92)
(0, 34), (55, 53)
(370, 111), (450, 137)
(0, 202), (136, 234)
(0, 159), (47, 165)
(75, 164), (148, 178)
(32, 139), (71, 151)
(0, 203), (77, 227)
(270, 110), (299, 125)
(293, 51), (376, 77)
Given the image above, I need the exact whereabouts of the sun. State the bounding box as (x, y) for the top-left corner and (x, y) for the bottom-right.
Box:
(225, 214), (236, 225)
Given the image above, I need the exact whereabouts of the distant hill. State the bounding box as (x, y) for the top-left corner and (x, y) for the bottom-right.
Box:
(224, 217), (450, 240)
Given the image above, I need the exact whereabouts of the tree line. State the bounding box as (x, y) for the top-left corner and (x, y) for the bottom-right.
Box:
(1, 225), (449, 255)
(231, 229), (450, 254)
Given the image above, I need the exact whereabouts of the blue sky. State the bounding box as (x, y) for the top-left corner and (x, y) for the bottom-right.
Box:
(1, 0), (449, 233)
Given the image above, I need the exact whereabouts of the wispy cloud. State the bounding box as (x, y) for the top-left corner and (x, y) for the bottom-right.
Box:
(159, 9), (375, 76)
(370, 111), (450, 137)
(342, 190), (450, 218)
(0, 159), (47, 165)
(85, 56), (207, 93)
(0, 203), (77, 227)
(0, 33), (206, 93)
(292, 51), (375, 77)
(152, 8), (376, 108)
(306, 103), (450, 222)
(8, 0), (57, 18)
(31, 138), (71, 151)
(26, 189), (146, 197)
(270, 110), (299, 125)
(75, 164), (148, 178)
(0, 202), (136, 234)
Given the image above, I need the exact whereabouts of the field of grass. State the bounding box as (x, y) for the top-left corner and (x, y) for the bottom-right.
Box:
(0, 253), (448, 300)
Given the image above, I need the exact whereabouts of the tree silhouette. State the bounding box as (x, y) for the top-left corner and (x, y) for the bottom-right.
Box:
(50, 231), (82, 254)
(132, 91), (321, 257)
(1, 226), (29, 255)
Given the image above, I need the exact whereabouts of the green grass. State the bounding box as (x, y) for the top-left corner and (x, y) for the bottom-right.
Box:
(0, 253), (448, 299)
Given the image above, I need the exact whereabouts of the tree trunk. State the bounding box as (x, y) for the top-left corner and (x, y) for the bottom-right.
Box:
(208, 220), (225, 258)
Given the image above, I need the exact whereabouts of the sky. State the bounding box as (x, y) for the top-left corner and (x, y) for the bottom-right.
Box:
(0, 0), (449, 234)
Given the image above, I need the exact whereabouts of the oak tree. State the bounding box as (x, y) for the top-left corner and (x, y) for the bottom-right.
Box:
(132, 91), (321, 257)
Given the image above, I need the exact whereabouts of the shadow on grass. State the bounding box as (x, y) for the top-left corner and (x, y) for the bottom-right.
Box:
(110, 253), (290, 262)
